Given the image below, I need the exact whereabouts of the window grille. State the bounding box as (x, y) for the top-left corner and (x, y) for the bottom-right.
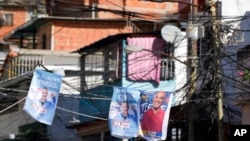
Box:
(161, 58), (175, 80)
(160, 43), (175, 80)
(82, 44), (120, 89)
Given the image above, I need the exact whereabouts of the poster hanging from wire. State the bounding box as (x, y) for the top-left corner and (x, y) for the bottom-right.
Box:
(139, 90), (173, 141)
(23, 69), (63, 125)
(108, 86), (141, 139)
(108, 86), (173, 141)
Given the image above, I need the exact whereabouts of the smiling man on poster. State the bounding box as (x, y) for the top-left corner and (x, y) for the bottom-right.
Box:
(31, 87), (56, 114)
(140, 91), (173, 141)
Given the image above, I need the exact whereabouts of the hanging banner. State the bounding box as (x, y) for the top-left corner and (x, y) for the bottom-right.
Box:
(108, 86), (141, 139)
(23, 69), (63, 125)
(108, 86), (173, 140)
(139, 91), (173, 141)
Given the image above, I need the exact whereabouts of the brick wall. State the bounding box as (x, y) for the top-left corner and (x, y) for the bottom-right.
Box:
(95, 0), (178, 19)
(48, 0), (179, 19)
(37, 20), (132, 51)
(0, 7), (28, 41)
(37, 22), (52, 50)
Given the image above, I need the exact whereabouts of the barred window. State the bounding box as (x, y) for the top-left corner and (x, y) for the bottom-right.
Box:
(83, 42), (121, 89)
(160, 43), (175, 80)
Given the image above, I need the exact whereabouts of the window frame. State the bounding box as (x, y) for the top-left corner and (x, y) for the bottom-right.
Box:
(1, 13), (14, 26)
(160, 43), (175, 80)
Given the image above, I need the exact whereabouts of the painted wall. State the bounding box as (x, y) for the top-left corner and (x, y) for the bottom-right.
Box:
(79, 85), (113, 122)
(221, 0), (250, 123)
(121, 35), (188, 106)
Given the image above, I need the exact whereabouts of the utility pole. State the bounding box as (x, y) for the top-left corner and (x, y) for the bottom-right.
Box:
(188, 0), (198, 141)
(210, 0), (224, 141)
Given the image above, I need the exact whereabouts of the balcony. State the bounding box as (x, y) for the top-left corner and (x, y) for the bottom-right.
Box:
(1, 49), (80, 80)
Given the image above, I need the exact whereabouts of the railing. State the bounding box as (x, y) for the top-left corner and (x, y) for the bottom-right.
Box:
(7, 55), (44, 78)
(1, 49), (81, 81)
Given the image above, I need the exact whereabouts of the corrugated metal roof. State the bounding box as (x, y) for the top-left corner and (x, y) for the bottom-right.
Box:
(73, 31), (162, 54)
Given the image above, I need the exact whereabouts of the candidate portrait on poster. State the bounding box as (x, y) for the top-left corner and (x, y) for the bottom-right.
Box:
(108, 87), (173, 141)
(23, 69), (62, 125)
(139, 91), (173, 141)
(108, 86), (141, 139)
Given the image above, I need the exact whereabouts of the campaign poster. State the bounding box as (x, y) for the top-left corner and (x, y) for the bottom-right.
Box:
(23, 69), (63, 125)
(139, 91), (173, 141)
(108, 86), (141, 139)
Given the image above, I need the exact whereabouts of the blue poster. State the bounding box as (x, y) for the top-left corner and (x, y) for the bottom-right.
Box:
(139, 91), (173, 141)
(23, 69), (63, 125)
(108, 86), (141, 139)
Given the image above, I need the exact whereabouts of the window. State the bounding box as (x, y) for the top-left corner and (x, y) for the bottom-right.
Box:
(171, 127), (182, 141)
(160, 43), (175, 80)
(83, 53), (104, 89)
(161, 58), (175, 80)
(1, 13), (13, 26)
(82, 42), (121, 89)
(107, 42), (121, 81)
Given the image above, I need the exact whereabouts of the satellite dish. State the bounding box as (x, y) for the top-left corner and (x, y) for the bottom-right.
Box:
(161, 25), (183, 44)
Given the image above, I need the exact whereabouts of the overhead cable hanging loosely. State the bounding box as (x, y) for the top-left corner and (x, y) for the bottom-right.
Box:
(1, 0), (248, 133)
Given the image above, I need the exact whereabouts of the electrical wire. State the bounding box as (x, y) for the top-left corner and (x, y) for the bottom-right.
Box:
(2, 0), (250, 139)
